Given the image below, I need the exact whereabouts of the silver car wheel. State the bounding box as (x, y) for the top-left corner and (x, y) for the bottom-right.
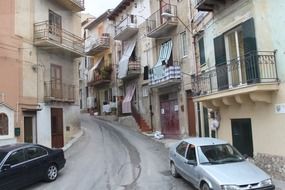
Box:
(170, 162), (179, 177)
(201, 183), (210, 190)
(47, 165), (58, 181)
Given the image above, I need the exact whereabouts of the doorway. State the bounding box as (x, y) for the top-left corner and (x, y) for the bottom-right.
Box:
(24, 116), (36, 143)
(231, 118), (253, 157)
(51, 108), (64, 148)
(187, 93), (196, 136)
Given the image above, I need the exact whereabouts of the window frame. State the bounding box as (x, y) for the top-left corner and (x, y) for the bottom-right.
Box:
(0, 113), (8, 136)
(176, 141), (189, 157)
(198, 36), (206, 66)
(180, 31), (188, 58)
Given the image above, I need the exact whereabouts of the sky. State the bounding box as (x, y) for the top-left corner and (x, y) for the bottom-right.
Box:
(84, 0), (122, 17)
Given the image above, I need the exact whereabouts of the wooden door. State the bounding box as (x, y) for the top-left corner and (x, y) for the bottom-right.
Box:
(51, 65), (62, 99)
(48, 10), (62, 42)
(160, 98), (180, 137)
(231, 118), (253, 157)
(51, 108), (64, 148)
(24, 117), (33, 143)
(187, 96), (196, 136)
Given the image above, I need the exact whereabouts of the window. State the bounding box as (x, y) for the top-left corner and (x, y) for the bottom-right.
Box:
(142, 86), (148, 97)
(25, 147), (48, 160)
(0, 113), (8, 135)
(48, 10), (62, 38)
(198, 37), (205, 65)
(176, 141), (188, 157)
(180, 32), (188, 57)
(186, 144), (197, 162)
(5, 149), (25, 166)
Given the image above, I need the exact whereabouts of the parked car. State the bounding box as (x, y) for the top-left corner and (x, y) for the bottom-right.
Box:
(0, 143), (66, 190)
(169, 137), (275, 190)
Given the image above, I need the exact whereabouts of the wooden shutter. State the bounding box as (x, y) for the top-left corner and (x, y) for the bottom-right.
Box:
(198, 37), (205, 65)
(214, 35), (228, 90)
(242, 18), (259, 83)
(143, 66), (149, 80)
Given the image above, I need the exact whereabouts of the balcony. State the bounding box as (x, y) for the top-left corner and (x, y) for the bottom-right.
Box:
(85, 33), (110, 56)
(192, 51), (279, 107)
(149, 62), (181, 88)
(146, 3), (178, 38)
(44, 81), (75, 103)
(114, 15), (139, 41)
(194, 0), (234, 12)
(88, 65), (112, 87)
(121, 59), (141, 80)
(34, 21), (84, 57)
(56, 0), (85, 12)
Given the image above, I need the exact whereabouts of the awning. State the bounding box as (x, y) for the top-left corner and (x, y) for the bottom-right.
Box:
(118, 37), (136, 79)
(87, 57), (103, 82)
(153, 40), (173, 80)
(122, 83), (136, 113)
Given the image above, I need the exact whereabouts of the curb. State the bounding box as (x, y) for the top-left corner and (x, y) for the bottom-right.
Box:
(62, 128), (84, 152)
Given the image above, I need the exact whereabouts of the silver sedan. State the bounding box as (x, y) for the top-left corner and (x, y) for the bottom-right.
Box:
(169, 137), (275, 190)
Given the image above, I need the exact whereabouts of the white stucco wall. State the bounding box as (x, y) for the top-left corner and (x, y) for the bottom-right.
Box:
(37, 103), (51, 147)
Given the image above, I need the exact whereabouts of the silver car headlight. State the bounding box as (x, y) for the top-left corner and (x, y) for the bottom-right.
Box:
(260, 179), (273, 187)
(221, 185), (240, 190)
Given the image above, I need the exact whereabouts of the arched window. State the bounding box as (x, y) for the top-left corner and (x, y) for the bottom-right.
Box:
(0, 113), (8, 135)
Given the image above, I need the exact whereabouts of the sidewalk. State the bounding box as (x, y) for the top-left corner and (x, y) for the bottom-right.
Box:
(62, 128), (84, 152)
(150, 136), (285, 190)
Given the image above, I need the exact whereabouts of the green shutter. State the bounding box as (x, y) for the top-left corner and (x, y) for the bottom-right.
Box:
(214, 35), (228, 90)
(242, 18), (259, 83)
(199, 37), (205, 65)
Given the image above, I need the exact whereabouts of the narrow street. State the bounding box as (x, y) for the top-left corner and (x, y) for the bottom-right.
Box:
(26, 114), (194, 190)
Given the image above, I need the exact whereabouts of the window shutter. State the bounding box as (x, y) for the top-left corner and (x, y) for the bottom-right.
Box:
(143, 66), (149, 80)
(242, 18), (259, 83)
(242, 18), (257, 54)
(214, 35), (228, 90)
(198, 37), (205, 65)
(214, 35), (226, 66)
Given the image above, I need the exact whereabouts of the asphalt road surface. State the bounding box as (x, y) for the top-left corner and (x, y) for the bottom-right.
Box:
(26, 114), (194, 190)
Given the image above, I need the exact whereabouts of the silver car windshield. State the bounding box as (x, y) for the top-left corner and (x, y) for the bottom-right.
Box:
(198, 144), (244, 164)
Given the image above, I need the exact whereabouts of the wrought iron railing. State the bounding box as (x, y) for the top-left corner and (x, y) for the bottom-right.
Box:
(146, 3), (177, 33)
(44, 81), (75, 102)
(71, 0), (84, 8)
(128, 58), (141, 72)
(191, 51), (278, 97)
(34, 21), (84, 54)
(84, 34), (110, 53)
(115, 14), (137, 36)
(149, 61), (181, 85)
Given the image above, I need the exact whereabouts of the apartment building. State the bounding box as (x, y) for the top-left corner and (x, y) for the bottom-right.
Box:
(84, 10), (115, 115)
(0, 0), (84, 148)
(191, 0), (285, 179)
(108, 0), (153, 130)
(145, 0), (195, 138)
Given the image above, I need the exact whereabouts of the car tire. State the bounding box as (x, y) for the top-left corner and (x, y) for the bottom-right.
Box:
(45, 164), (58, 182)
(201, 183), (210, 190)
(170, 162), (179, 178)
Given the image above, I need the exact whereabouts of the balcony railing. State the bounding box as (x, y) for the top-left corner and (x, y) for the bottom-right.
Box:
(88, 65), (112, 86)
(146, 3), (178, 38)
(57, 0), (85, 12)
(149, 61), (181, 88)
(84, 33), (110, 55)
(44, 81), (75, 102)
(120, 58), (141, 80)
(114, 14), (138, 41)
(34, 21), (84, 57)
(194, 0), (228, 11)
(192, 51), (278, 97)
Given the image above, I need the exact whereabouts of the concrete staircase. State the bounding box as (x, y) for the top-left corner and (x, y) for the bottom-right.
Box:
(131, 105), (152, 132)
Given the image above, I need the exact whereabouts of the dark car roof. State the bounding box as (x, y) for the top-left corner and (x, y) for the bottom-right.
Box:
(0, 143), (35, 153)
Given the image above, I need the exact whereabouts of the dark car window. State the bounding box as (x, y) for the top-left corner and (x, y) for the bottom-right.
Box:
(186, 144), (196, 162)
(25, 147), (48, 160)
(5, 149), (25, 166)
(0, 152), (7, 162)
(176, 141), (189, 157)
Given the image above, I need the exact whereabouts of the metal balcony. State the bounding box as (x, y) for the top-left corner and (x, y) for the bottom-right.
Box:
(146, 3), (178, 38)
(44, 81), (75, 103)
(84, 34), (110, 55)
(34, 21), (84, 57)
(194, 0), (230, 12)
(120, 59), (141, 80)
(149, 61), (181, 88)
(88, 65), (112, 86)
(191, 51), (279, 106)
(114, 14), (139, 41)
(56, 0), (85, 12)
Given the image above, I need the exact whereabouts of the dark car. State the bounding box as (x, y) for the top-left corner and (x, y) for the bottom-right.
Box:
(0, 143), (66, 190)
